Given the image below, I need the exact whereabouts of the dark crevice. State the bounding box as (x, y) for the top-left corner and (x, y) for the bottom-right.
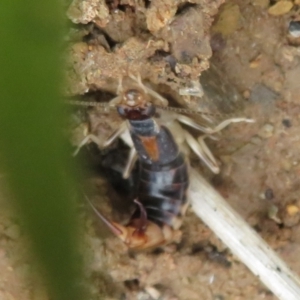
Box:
(206, 245), (232, 268)
(191, 242), (231, 268)
(191, 242), (206, 254)
(105, 0), (119, 11)
(278, 222), (284, 229)
(148, 49), (170, 62)
(105, 0), (135, 12)
(124, 279), (140, 291)
(282, 118), (292, 128)
(117, 4), (135, 13)
(151, 247), (165, 255)
(175, 2), (197, 15)
(82, 89), (116, 102)
(253, 224), (261, 232)
(133, 28), (152, 42)
(83, 24), (118, 50)
(148, 50), (178, 74)
(144, 0), (151, 8)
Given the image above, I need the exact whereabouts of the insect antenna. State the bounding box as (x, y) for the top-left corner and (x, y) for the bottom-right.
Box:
(67, 99), (219, 118)
(155, 105), (222, 118)
(67, 99), (112, 108)
(66, 99), (118, 114)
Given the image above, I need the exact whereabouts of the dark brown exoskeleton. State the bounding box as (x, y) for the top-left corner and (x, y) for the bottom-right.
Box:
(85, 87), (190, 250)
(71, 75), (254, 250)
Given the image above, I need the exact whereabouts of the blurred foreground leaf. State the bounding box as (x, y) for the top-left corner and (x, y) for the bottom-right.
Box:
(0, 1), (83, 300)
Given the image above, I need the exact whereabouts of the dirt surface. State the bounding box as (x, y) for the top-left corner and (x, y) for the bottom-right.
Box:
(2, 1), (300, 299)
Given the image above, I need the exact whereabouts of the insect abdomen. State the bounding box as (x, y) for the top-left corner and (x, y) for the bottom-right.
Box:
(130, 124), (189, 228)
(139, 158), (189, 227)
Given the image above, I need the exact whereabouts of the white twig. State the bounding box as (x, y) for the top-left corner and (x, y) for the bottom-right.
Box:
(189, 168), (300, 300)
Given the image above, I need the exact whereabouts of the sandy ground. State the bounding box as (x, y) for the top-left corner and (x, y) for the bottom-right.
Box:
(1, 0), (300, 299)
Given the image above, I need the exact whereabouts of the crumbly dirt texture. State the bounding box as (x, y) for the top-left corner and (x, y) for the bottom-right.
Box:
(2, 1), (300, 299)
(65, 0), (223, 109)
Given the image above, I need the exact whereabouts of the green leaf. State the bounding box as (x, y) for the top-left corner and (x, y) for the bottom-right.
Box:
(0, 1), (84, 299)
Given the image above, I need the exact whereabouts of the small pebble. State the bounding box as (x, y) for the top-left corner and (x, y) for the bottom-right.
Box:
(282, 118), (292, 128)
(252, 0), (269, 8)
(214, 295), (225, 300)
(265, 188), (274, 200)
(268, 205), (282, 224)
(137, 291), (152, 300)
(281, 159), (292, 171)
(250, 136), (262, 145)
(289, 21), (300, 38)
(258, 124), (274, 138)
(249, 54), (262, 68)
(144, 286), (161, 300)
(283, 210), (300, 227)
(286, 204), (299, 216)
(268, 1), (294, 16)
(212, 3), (241, 36)
(259, 192), (266, 200)
(249, 84), (279, 104)
(243, 89), (250, 99)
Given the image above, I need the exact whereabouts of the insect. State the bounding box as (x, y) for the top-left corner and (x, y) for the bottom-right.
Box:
(70, 74), (254, 250)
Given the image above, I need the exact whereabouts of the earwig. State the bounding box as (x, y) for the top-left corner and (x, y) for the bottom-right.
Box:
(70, 74), (254, 249)
(70, 74), (254, 176)
(83, 85), (189, 249)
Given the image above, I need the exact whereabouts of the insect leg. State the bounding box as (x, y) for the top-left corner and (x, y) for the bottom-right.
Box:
(207, 118), (255, 134)
(117, 125), (138, 179)
(116, 75), (123, 94)
(103, 121), (127, 147)
(176, 114), (213, 133)
(197, 135), (220, 168)
(128, 72), (147, 93)
(181, 116), (254, 173)
(184, 131), (220, 173)
(176, 115), (254, 135)
(73, 134), (107, 156)
(73, 121), (128, 156)
(122, 147), (138, 179)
